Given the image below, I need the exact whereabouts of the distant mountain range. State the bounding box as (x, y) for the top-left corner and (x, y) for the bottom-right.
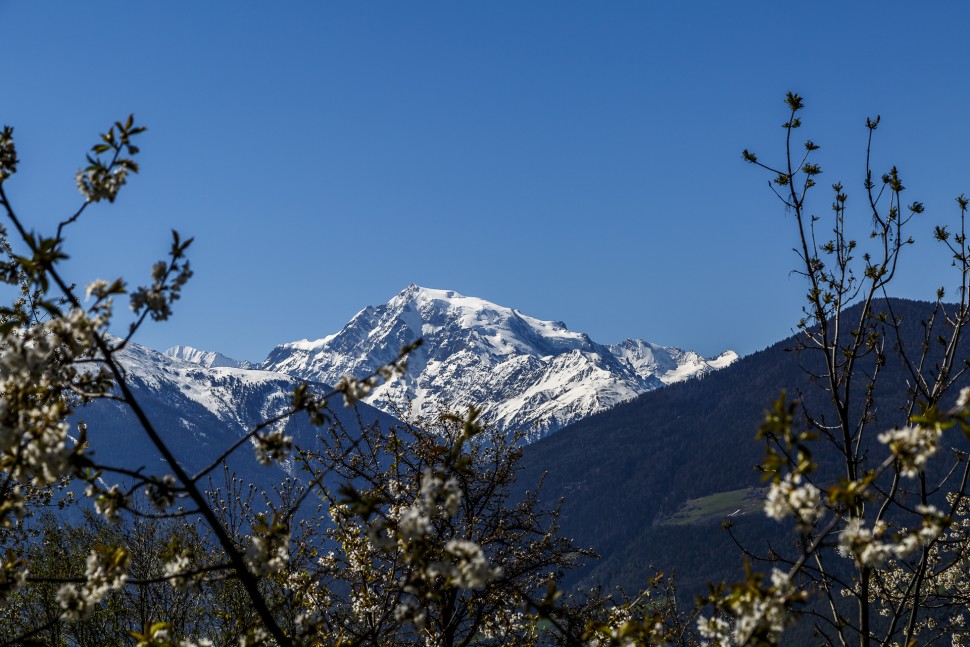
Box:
(253, 285), (737, 437)
(164, 344), (255, 370)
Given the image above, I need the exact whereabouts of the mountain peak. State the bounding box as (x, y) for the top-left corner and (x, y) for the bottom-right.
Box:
(392, 285), (486, 309)
(164, 345), (254, 370)
(396, 283), (424, 299)
(608, 340), (739, 385)
(261, 286), (734, 438)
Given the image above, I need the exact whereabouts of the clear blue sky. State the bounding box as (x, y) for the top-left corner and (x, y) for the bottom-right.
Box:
(4, 1), (970, 361)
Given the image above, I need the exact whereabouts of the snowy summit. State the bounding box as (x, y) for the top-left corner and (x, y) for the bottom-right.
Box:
(164, 345), (254, 370)
(260, 285), (737, 438)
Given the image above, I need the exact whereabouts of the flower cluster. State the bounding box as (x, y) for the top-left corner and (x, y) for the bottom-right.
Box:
(957, 386), (970, 410)
(838, 518), (894, 568)
(334, 374), (378, 407)
(75, 166), (128, 203)
(0, 308), (105, 488)
(698, 568), (797, 647)
(426, 539), (501, 589)
(736, 569), (794, 644)
(396, 504), (432, 542)
(86, 483), (129, 522)
(57, 546), (130, 621)
(419, 467), (462, 517)
(763, 472), (820, 530)
(838, 507), (946, 569)
(73, 115), (143, 204)
(478, 608), (530, 642)
(696, 615), (732, 646)
(245, 517), (290, 576)
(162, 549), (205, 594)
(0, 485), (25, 528)
(287, 570), (333, 637)
(878, 424), (942, 478)
(392, 598), (428, 633)
(130, 621), (214, 647)
(900, 505), (946, 555)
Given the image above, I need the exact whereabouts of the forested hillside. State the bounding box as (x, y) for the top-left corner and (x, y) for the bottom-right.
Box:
(520, 298), (970, 595)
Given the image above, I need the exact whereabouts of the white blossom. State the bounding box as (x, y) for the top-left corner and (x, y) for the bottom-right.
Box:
(336, 375), (377, 407)
(397, 505), (432, 541)
(441, 477), (462, 516)
(57, 584), (88, 621)
(0, 485), (25, 527)
(87, 483), (128, 522)
(75, 165), (127, 203)
(238, 627), (269, 647)
(163, 552), (200, 592)
(916, 504), (946, 546)
(394, 599), (428, 631)
(58, 547), (129, 622)
(426, 539), (500, 589)
(129, 285), (170, 320)
(958, 386), (970, 410)
(840, 518), (893, 567)
(697, 614), (732, 646)
(85, 279), (110, 300)
(879, 424), (942, 478)
(0, 308), (105, 487)
(719, 572), (793, 646)
(764, 473), (820, 529)
(245, 529), (289, 576)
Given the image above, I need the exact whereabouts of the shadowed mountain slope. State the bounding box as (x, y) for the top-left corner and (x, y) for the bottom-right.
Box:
(518, 299), (970, 594)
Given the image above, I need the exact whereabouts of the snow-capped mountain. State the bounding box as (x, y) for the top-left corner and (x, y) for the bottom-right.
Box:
(164, 344), (254, 370)
(609, 339), (739, 385)
(260, 285), (736, 438)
